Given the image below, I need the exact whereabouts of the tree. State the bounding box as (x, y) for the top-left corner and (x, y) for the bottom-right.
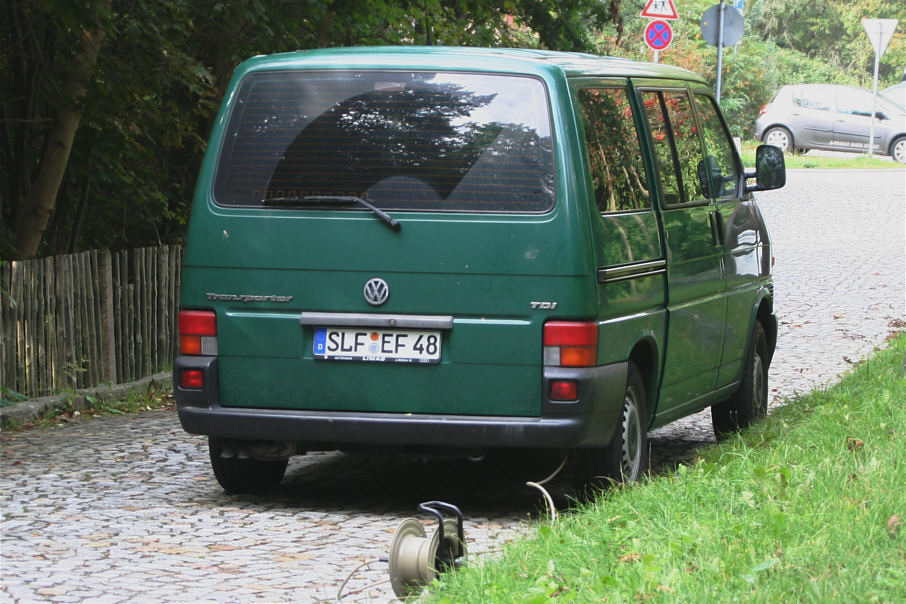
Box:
(1, 0), (622, 259)
(10, 1), (111, 259)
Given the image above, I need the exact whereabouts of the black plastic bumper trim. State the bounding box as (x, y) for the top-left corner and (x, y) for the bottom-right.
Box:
(175, 362), (628, 449)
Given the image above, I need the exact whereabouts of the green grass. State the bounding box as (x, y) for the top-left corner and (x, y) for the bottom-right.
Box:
(739, 142), (898, 169)
(429, 334), (906, 603)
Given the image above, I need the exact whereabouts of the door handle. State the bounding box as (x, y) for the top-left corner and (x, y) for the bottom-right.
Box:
(709, 211), (725, 247)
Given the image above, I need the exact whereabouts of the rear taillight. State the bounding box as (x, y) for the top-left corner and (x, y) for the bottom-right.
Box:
(543, 321), (598, 367)
(180, 369), (205, 389)
(759, 103), (769, 116)
(550, 380), (579, 401)
(178, 310), (218, 355)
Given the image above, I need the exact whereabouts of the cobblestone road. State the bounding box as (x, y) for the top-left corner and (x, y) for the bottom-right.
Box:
(2, 169), (904, 603)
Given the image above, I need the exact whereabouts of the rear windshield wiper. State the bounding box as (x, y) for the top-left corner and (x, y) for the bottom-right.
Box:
(261, 195), (401, 231)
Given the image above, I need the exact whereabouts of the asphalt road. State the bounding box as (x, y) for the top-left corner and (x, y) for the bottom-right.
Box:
(2, 168), (904, 603)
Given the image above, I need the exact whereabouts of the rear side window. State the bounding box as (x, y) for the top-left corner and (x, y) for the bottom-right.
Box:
(214, 71), (555, 213)
(577, 88), (651, 213)
(793, 86), (833, 111)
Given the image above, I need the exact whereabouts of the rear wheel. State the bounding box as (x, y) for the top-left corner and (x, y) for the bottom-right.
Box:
(575, 363), (648, 494)
(208, 437), (288, 494)
(712, 322), (769, 438)
(890, 136), (906, 164)
(763, 127), (793, 153)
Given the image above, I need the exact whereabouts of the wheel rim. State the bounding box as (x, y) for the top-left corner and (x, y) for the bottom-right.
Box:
(893, 139), (906, 164)
(620, 389), (642, 480)
(753, 352), (766, 417)
(765, 129), (790, 151)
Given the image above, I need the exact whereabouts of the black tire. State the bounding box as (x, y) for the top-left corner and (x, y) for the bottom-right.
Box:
(575, 362), (648, 494)
(208, 437), (288, 494)
(712, 322), (769, 438)
(763, 127), (793, 153)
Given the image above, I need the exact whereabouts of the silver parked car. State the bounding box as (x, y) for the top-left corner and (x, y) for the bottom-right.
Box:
(755, 84), (906, 163)
(881, 83), (906, 110)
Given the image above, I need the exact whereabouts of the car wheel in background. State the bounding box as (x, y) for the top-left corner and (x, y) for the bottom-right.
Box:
(891, 136), (906, 164)
(763, 127), (793, 153)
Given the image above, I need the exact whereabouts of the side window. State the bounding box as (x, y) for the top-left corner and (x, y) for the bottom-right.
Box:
(577, 88), (651, 212)
(641, 90), (703, 204)
(797, 87), (832, 111)
(693, 94), (740, 199)
(836, 88), (874, 117)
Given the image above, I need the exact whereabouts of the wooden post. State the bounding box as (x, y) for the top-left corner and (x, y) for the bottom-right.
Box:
(98, 249), (117, 383)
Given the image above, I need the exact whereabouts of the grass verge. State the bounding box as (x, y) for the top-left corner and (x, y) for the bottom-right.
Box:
(429, 334), (906, 603)
(739, 142), (897, 169)
(2, 382), (174, 431)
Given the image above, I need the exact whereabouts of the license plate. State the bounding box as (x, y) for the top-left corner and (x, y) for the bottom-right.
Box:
(313, 327), (441, 363)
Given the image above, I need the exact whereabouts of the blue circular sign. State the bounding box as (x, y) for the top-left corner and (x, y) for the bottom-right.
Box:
(645, 20), (674, 51)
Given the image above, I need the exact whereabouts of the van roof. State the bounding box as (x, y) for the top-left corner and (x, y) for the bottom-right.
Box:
(236, 46), (706, 83)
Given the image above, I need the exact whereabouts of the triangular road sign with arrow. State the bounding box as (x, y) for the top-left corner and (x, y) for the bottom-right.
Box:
(641, 0), (679, 21)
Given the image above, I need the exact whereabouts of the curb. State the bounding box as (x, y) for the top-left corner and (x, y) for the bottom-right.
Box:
(0, 372), (172, 429)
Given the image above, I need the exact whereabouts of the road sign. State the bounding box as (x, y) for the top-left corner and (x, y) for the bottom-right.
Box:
(862, 19), (898, 56)
(700, 3), (744, 47)
(645, 20), (674, 52)
(641, 0), (679, 21)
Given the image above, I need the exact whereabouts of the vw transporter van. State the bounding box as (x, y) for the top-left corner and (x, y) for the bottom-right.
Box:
(174, 47), (786, 493)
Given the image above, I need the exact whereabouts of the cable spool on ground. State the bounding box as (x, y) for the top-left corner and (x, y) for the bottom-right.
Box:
(388, 502), (467, 598)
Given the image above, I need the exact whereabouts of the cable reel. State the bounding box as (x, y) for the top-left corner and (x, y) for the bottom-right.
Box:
(388, 501), (467, 598)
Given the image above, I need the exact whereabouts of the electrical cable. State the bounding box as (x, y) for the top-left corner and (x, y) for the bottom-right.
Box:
(336, 558), (388, 602)
(525, 453), (568, 523)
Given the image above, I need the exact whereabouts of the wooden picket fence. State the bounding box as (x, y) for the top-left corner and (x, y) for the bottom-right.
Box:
(1, 246), (183, 399)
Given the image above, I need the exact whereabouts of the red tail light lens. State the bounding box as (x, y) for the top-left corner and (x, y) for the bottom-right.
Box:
(180, 369), (204, 389)
(759, 103), (769, 116)
(550, 380), (578, 401)
(543, 321), (598, 367)
(178, 310), (218, 355)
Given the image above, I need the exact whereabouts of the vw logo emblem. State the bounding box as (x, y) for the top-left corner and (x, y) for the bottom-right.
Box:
(363, 278), (390, 306)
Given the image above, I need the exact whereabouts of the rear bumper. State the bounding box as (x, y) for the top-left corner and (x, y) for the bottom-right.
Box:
(174, 357), (627, 449)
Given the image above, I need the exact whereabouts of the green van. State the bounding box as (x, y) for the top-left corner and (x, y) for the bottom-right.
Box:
(174, 47), (786, 493)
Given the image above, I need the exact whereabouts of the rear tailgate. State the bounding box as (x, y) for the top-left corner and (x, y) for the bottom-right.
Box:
(183, 214), (592, 416)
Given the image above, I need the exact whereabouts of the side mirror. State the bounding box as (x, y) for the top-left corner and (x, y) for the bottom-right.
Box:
(745, 144), (786, 193)
(697, 155), (722, 198)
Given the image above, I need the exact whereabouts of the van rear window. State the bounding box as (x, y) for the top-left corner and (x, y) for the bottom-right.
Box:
(213, 71), (555, 213)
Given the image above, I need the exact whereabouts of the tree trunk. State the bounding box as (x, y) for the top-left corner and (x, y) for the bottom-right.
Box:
(12, 5), (108, 259)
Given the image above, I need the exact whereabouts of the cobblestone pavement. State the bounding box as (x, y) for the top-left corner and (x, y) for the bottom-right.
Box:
(2, 169), (904, 603)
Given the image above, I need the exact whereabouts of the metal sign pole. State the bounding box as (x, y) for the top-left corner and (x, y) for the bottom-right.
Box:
(868, 29), (881, 158)
(716, 2), (726, 103)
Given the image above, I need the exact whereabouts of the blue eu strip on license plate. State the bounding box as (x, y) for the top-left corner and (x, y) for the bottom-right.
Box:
(313, 327), (441, 363)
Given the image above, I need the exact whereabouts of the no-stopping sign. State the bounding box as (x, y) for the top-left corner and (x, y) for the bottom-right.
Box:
(644, 20), (674, 51)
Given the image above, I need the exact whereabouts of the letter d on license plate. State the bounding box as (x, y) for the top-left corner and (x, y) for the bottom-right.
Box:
(313, 327), (441, 363)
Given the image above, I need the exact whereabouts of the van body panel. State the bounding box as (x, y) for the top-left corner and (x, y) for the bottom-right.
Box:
(714, 198), (773, 387)
(658, 203), (727, 406)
